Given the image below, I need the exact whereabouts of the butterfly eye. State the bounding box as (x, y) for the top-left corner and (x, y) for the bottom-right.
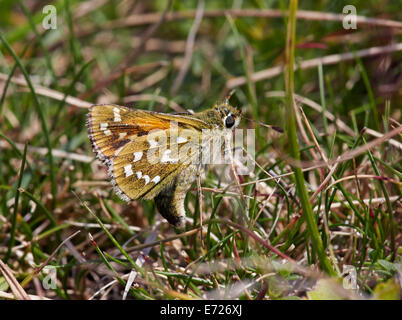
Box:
(225, 115), (235, 128)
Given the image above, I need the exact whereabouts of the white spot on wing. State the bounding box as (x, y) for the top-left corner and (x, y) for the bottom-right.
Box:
(124, 164), (133, 177)
(133, 151), (143, 162)
(119, 132), (127, 139)
(113, 107), (121, 122)
(151, 175), (160, 184)
(136, 171), (142, 179)
(100, 122), (111, 135)
(143, 175), (150, 185)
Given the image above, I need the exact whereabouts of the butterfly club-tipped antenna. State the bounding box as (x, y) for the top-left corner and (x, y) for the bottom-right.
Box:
(242, 116), (284, 133)
(223, 91), (280, 131)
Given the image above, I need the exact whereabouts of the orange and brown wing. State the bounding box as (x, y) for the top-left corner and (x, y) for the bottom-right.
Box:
(87, 104), (208, 201)
(86, 104), (209, 164)
(87, 104), (173, 163)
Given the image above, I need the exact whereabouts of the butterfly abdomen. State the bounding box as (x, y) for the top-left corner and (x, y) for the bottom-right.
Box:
(154, 164), (199, 227)
(154, 185), (185, 227)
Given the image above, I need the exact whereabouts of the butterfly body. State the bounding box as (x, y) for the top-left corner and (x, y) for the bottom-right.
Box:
(86, 102), (241, 227)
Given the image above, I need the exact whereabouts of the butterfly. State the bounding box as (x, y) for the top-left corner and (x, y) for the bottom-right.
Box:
(86, 99), (241, 227)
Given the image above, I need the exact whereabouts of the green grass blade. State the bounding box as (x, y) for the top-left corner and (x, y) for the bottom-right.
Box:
(5, 142), (28, 261)
(0, 34), (57, 209)
(284, 0), (336, 276)
(74, 192), (144, 276)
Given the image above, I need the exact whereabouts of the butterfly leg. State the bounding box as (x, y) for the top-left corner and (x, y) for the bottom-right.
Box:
(196, 169), (205, 247)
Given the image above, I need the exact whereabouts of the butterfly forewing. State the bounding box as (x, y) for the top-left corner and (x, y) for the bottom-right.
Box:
(86, 104), (207, 202)
(87, 104), (179, 163)
(87, 104), (211, 163)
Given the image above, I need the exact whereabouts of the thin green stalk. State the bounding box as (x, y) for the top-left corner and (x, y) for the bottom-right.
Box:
(0, 131), (32, 172)
(184, 231), (237, 292)
(36, 223), (71, 241)
(373, 156), (402, 180)
(64, 0), (82, 75)
(354, 50), (380, 131)
(74, 192), (144, 276)
(155, 271), (213, 286)
(5, 142), (28, 261)
(160, 242), (176, 290)
(284, 0), (335, 276)
(362, 136), (395, 260)
(327, 133), (366, 225)
(18, 0), (57, 80)
(0, 44), (30, 116)
(1, 0), (65, 46)
(51, 59), (94, 133)
(0, 35), (57, 210)
(226, 14), (261, 142)
(103, 252), (130, 268)
(18, 188), (57, 227)
(88, 233), (142, 299)
(318, 63), (330, 148)
(103, 199), (135, 236)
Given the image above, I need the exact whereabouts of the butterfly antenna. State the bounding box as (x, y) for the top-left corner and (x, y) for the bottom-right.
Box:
(242, 116), (284, 133)
(224, 89), (236, 105)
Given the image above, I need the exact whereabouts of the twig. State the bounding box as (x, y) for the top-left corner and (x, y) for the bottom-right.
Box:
(0, 73), (187, 113)
(0, 258), (31, 300)
(364, 128), (402, 150)
(126, 228), (200, 253)
(0, 73), (91, 108)
(325, 174), (402, 191)
(310, 161), (339, 201)
(220, 218), (297, 264)
(267, 91), (402, 150)
(80, 0), (173, 99)
(0, 290), (51, 300)
(227, 43), (402, 88)
(103, 9), (402, 29)
(293, 97), (322, 169)
(123, 93), (185, 112)
(281, 125), (402, 169)
(131, 67), (169, 92)
(64, 220), (142, 232)
(170, 0), (205, 95)
(266, 90), (355, 135)
(21, 230), (81, 288)
(314, 195), (400, 211)
(0, 140), (93, 163)
(298, 104), (331, 167)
